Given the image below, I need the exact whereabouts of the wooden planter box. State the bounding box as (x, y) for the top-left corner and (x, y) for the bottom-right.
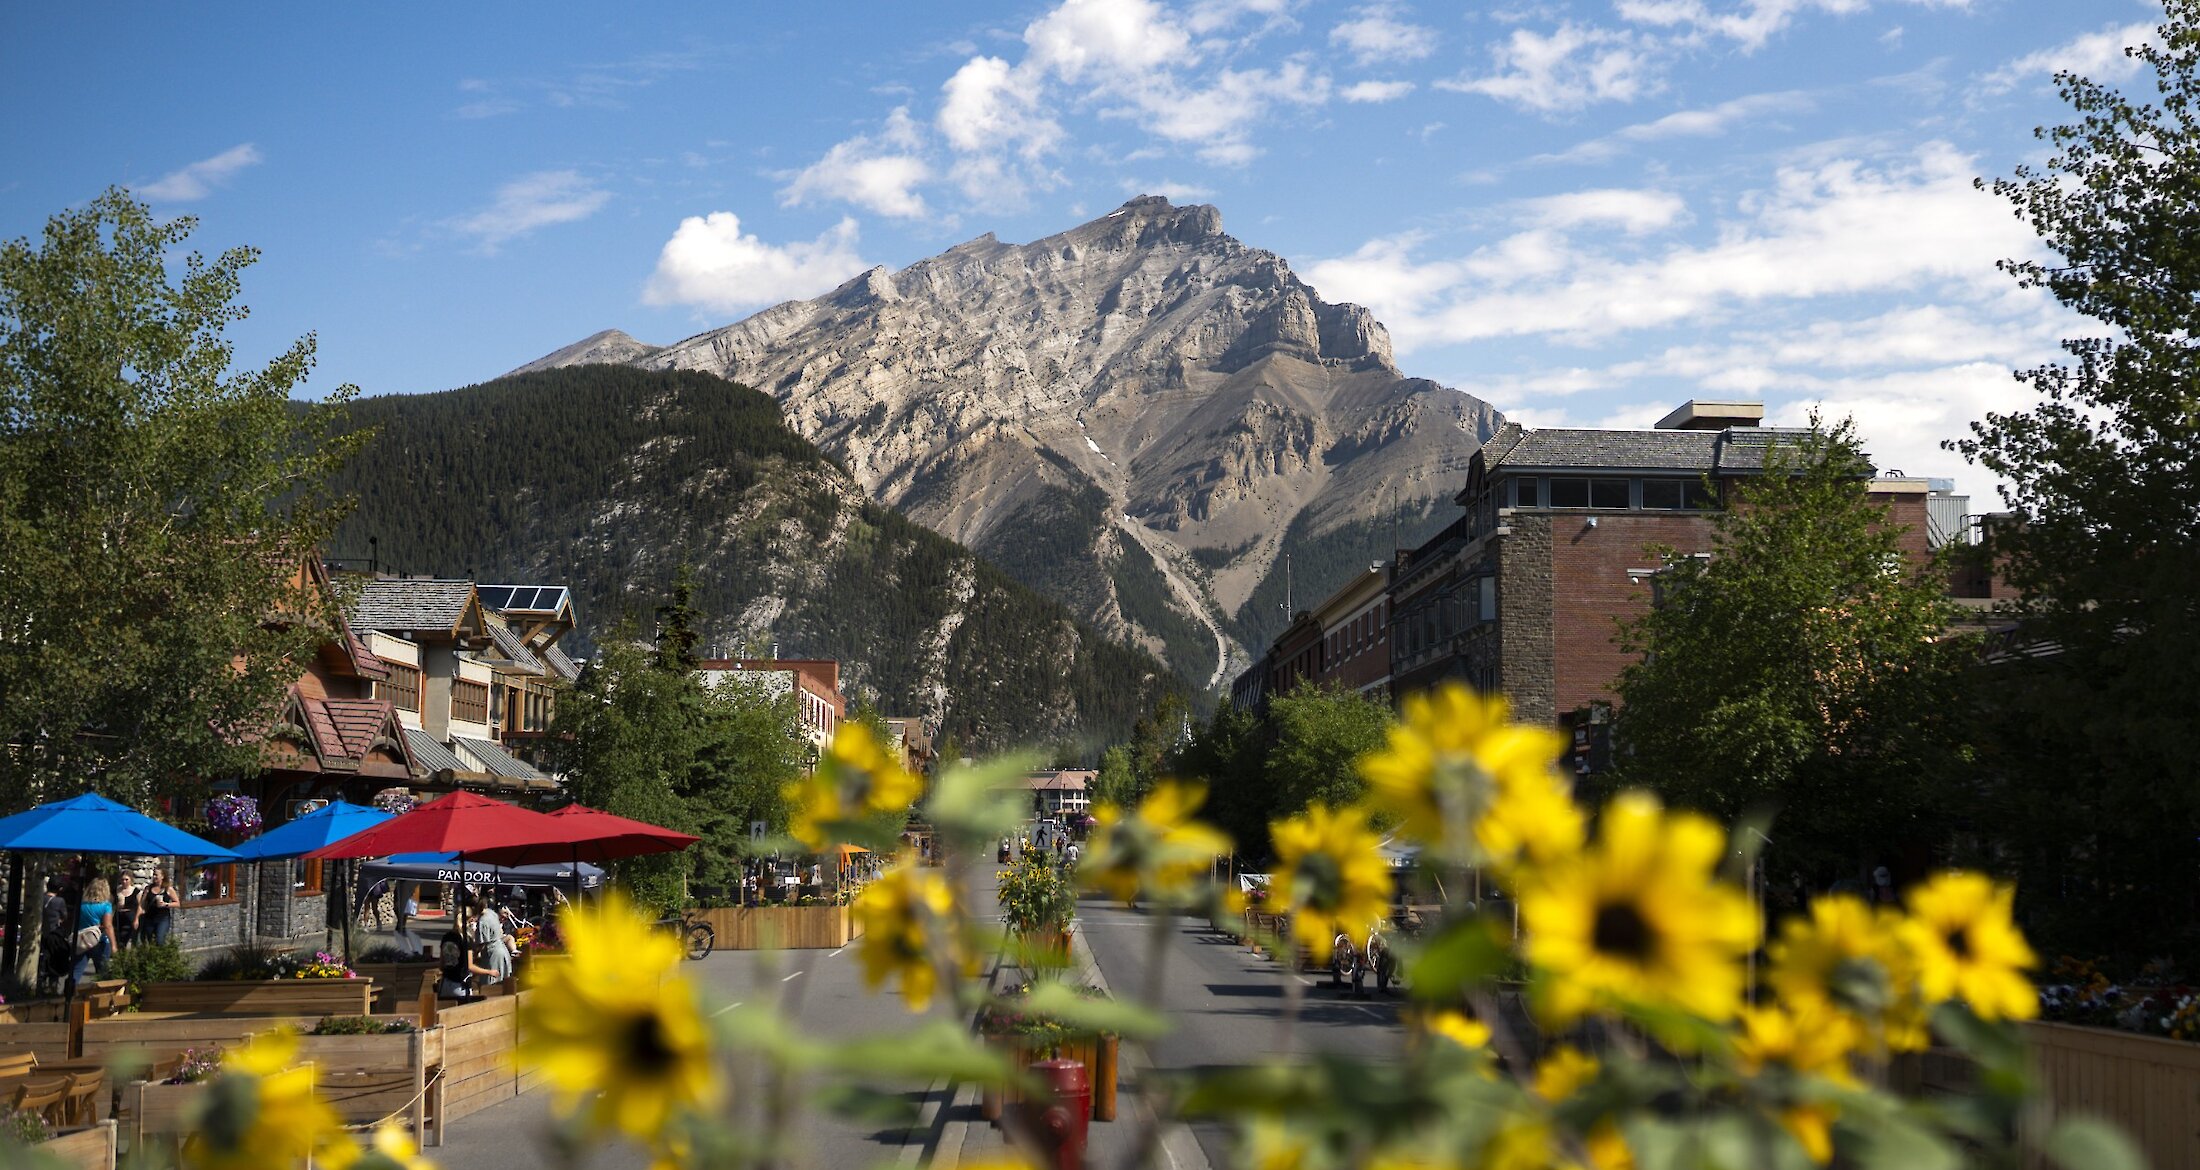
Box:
(696, 905), (859, 950)
(121, 1026), (444, 1151)
(37, 1120), (116, 1170)
(135, 977), (376, 1017)
(979, 1033), (1118, 1122)
(352, 961), (439, 1012)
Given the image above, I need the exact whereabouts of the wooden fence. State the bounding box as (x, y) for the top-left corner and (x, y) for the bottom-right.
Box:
(1895, 1021), (2200, 1170)
(697, 905), (860, 950)
(135, 978), (376, 1017)
(438, 993), (525, 1123)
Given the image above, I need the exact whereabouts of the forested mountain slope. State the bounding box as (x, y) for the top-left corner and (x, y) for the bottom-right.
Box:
(326, 365), (1177, 750)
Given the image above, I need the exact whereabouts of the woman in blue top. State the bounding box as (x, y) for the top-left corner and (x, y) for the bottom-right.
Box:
(73, 877), (115, 982)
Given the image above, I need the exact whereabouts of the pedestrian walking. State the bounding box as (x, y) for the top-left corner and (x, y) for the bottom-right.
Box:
(72, 877), (115, 983)
(112, 870), (141, 952)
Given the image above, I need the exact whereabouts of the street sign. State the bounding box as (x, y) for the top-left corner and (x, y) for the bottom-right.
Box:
(750, 820), (767, 840)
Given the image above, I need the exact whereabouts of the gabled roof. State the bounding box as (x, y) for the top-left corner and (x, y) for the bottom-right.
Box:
(454, 736), (547, 782)
(351, 579), (480, 635)
(285, 693), (411, 774)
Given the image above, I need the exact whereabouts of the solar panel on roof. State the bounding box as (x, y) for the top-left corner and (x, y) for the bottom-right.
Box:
(477, 586), (516, 610)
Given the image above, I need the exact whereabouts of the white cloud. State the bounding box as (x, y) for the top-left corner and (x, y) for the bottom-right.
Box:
(1977, 21), (2156, 96)
(1517, 188), (1687, 234)
(1024, 0), (1196, 83)
(1309, 143), (2038, 349)
(644, 212), (868, 316)
(1330, 7), (1438, 67)
(1438, 24), (1657, 113)
(781, 108), (933, 219)
(939, 55), (1062, 158)
(139, 143), (263, 202)
(448, 170), (610, 252)
(1538, 89), (1813, 164)
(1341, 79), (1416, 102)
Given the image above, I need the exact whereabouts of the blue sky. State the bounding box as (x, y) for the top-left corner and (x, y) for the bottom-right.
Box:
(0, 1), (2162, 496)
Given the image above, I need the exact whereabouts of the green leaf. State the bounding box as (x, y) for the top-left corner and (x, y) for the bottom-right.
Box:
(1403, 915), (1511, 998)
(1020, 980), (1168, 1041)
(2043, 1117), (2147, 1170)
(819, 1019), (1018, 1084)
(1844, 1109), (1960, 1170)
(812, 1083), (925, 1127)
(927, 753), (1043, 847)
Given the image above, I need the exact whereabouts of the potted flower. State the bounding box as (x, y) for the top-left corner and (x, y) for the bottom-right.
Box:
(204, 794), (262, 836)
(996, 854), (1076, 968)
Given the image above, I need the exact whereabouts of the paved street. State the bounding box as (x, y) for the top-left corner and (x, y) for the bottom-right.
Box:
(1076, 892), (1408, 1167)
(436, 915), (962, 1170)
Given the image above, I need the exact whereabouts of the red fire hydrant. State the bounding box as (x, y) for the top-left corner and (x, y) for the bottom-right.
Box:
(1026, 1058), (1091, 1170)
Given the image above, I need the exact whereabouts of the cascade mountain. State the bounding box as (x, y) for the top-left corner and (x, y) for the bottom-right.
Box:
(325, 365), (1177, 751)
(517, 196), (1502, 689)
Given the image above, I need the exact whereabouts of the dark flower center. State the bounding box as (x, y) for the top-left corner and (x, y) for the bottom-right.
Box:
(1592, 901), (1654, 961)
(621, 1011), (680, 1076)
(1946, 928), (1971, 960)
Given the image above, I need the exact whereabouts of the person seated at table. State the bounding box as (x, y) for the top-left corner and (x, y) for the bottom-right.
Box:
(435, 932), (498, 999)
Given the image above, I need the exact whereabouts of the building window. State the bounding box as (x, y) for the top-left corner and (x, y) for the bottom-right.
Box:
(181, 857), (237, 906)
(1548, 478), (1589, 508)
(1478, 576), (1497, 623)
(1513, 478), (1541, 508)
(452, 680), (489, 725)
(1687, 480), (1717, 509)
(1591, 479), (1630, 509)
(380, 664), (422, 713)
(294, 857), (324, 897)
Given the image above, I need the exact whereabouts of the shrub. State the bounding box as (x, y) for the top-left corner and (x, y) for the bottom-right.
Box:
(995, 853), (1075, 935)
(194, 941), (289, 981)
(2, 1108), (48, 1145)
(108, 939), (194, 998)
(353, 944), (423, 964)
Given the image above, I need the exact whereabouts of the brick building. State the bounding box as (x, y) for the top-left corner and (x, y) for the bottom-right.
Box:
(697, 658), (845, 762)
(1387, 401), (1941, 765)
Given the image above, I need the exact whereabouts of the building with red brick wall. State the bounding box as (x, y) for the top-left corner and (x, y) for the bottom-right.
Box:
(1386, 401), (1956, 763)
(1311, 564), (1392, 698)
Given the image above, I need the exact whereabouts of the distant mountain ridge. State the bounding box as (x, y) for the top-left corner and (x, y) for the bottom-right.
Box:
(517, 196), (1501, 685)
(326, 365), (1177, 750)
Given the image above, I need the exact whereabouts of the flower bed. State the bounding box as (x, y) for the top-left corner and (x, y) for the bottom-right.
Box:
(2037, 955), (2200, 1041)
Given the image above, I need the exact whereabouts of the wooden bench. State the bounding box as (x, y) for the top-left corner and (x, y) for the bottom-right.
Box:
(134, 978), (374, 1017)
(0, 1023), (78, 1067)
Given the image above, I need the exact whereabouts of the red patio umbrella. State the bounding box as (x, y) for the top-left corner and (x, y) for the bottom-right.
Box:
(303, 791), (570, 861)
(468, 804), (698, 867)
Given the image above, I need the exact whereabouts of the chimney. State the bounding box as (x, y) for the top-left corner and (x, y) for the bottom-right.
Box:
(1655, 400), (1765, 431)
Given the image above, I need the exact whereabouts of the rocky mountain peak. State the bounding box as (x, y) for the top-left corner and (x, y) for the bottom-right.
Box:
(518, 200), (1498, 688)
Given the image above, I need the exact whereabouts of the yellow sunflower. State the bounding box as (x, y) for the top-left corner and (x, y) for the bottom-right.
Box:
(786, 721), (925, 850)
(1476, 765), (1587, 871)
(852, 857), (961, 1010)
(516, 894), (719, 1144)
(323, 1122), (439, 1170)
(1532, 1045), (1600, 1102)
(1426, 1009), (1494, 1051)
(183, 1030), (350, 1170)
(1733, 1001), (1865, 1166)
(1766, 894), (1932, 1052)
(1079, 779), (1232, 905)
(1902, 871), (2038, 1021)
(1270, 802), (1393, 964)
(1359, 684), (1572, 862)
(1518, 792), (1758, 1027)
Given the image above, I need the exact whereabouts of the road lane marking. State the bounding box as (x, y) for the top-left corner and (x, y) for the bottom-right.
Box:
(711, 1001), (744, 1017)
(782, 971), (804, 982)
(830, 944), (849, 957)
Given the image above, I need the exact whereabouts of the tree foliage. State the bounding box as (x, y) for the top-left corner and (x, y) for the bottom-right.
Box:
(1611, 421), (1975, 884)
(546, 620), (800, 912)
(1958, 9), (2200, 961)
(0, 189), (360, 811)
(322, 364), (1179, 751)
(1170, 686), (1393, 865)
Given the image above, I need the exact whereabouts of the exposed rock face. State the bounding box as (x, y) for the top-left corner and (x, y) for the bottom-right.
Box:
(512, 328), (663, 372)
(518, 196), (1500, 688)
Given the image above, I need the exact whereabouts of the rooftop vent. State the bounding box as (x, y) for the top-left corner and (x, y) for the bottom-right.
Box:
(1655, 400), (1765, 431)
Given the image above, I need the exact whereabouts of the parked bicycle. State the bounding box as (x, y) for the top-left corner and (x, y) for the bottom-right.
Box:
(659, 909), (715, 960)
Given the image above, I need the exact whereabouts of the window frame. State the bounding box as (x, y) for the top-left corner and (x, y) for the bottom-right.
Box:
(294, 857), (325, 898)
(452, 678), (490, 725)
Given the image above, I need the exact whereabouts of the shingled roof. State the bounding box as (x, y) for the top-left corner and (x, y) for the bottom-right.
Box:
(351, 579), (477, 634)
(1478, 423), (1826, 474)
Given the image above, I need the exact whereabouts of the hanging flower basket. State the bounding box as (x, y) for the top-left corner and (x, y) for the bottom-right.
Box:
(204, 794), (262, 836)
(372, 788), (417, 816)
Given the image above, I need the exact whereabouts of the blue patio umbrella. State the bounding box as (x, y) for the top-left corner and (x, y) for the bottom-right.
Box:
(0, 792), (238, 859)
(0, 792), (239, 997)
(223, 800), (390, 862)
